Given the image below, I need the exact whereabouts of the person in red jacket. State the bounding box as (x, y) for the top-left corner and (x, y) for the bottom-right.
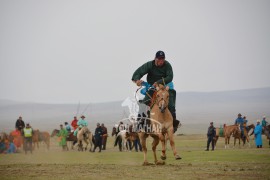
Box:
(71, 116), (78, 130)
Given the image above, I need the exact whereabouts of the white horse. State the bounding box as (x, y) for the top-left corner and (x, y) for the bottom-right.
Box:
(77, 127), (94, 152)
(115, 129), (132, 151)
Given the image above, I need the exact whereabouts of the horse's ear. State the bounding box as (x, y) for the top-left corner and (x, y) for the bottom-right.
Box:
(165, 86), (169, 91)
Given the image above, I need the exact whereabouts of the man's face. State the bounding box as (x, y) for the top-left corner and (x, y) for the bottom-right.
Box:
(155, 57), (165, 67)
(60, 126), (63, 129)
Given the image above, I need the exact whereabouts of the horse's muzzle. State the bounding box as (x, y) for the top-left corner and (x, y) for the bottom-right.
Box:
(159, 107), (166, 113)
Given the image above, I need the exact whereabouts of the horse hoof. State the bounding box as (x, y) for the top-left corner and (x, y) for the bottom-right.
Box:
(175, 155), (182, 160)
(156, 161), (165, 165)
(160, 155), (167, 160)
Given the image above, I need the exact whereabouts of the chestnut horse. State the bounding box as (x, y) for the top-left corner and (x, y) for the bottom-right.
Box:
(32, 130), (50, 150)
(222, 124), (240, 149)
(138, 84), (181, 165)
(233, 123), (255, 148)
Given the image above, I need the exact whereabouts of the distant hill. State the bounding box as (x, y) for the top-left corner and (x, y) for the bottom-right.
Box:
(0, 87), (269, 134)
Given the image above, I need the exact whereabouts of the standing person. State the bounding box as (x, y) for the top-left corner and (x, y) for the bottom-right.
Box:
(64, 122), (71, 133)
(57, 124), (68, 151)
(205, 122), (216, 151)
(93, 123), (103, 152)
(101, 123), (108, 150)
(114, 122), (125, 151)
(71, 116), (78, 130)
(131, 50), (180, 133)
(15, 116), (25, 133)
(254, 120), (263, 148)
(23, 123), (33, 154)
(261, 116), (268, 132)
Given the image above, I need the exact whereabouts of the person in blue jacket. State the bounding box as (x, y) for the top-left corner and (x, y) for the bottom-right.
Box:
(254, 120), (263, 148)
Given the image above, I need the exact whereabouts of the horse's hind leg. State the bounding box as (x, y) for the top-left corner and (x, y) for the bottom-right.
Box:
(214, 136), (219, 149)
(47, 139), (50, 150)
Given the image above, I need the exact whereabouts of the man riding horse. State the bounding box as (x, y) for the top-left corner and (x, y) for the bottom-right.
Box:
(131, 50), (180, 133)
(73, 115), (89, 139)
(234, 113), (245, 138)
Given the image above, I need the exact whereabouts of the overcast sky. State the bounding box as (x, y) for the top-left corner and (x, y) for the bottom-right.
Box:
(0, 0), (269, 104)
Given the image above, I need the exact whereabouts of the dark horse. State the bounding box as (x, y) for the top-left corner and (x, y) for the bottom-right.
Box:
(51, 129), (77, 150)
(263, 125), (270, 147)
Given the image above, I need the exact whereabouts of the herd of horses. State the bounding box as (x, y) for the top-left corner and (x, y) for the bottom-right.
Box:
(214, 123), (270, 149)
(1, 85), (270, 166)
(51, 127), (95, 151)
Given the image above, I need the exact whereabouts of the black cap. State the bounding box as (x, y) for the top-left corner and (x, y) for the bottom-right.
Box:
(155, 51), (165, 58)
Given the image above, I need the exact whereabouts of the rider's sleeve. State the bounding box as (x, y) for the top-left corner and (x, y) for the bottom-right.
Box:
(156, 61), (173, 85)
(131, 61), (152, 81)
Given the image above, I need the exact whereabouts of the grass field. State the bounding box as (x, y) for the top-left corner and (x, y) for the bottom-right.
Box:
(0, 134), (269, 180)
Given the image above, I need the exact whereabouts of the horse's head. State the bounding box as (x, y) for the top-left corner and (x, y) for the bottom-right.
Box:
(51, 129), (58, 137)
(155, 84), (170, 113)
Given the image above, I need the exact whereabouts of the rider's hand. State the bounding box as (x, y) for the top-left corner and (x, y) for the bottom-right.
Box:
(135, 80), (143, 86)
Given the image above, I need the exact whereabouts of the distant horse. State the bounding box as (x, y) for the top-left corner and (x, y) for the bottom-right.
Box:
(214, 125), (225, 148)
(221, 124), (240, 149)
(112, 126), (126, 151)
(138, 84), (181, 165)
(114, 130), (130, 151)
(77, 127), (94, 152)
(263, 125), (270, 147)
(125, 131), (142, 151)
(51, 129), (77, 150)
(32, 130), (50, 150)
(233, 123), (255, 148)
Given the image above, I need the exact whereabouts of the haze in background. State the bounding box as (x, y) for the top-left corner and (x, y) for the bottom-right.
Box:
(0, 0), (270, 104)
(1, 87), (269, 134)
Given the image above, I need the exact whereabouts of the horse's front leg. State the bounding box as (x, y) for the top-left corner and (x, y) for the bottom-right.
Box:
(159, 134), (166, 160)
(152, 135), (164, 165)
(138, 133), (149, 165)
(167, 128), (181, 160)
